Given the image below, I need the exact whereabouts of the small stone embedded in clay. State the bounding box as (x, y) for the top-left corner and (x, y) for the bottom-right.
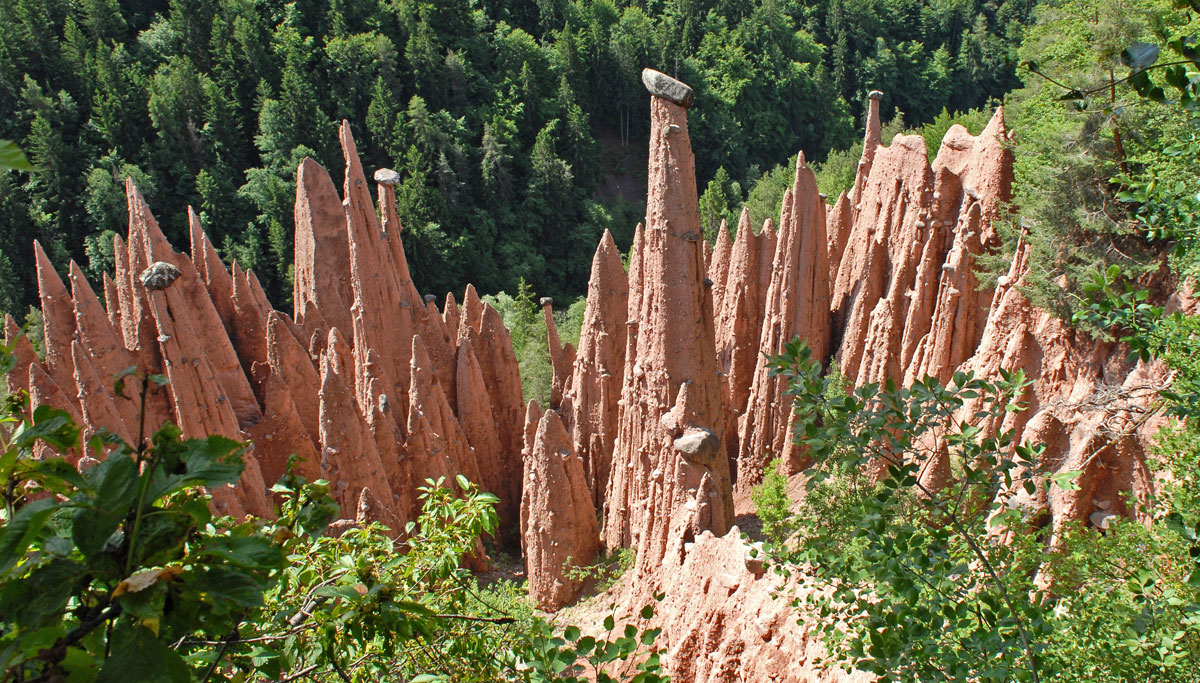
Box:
(139, 261), (182, 291)
(674, 427), (721, 465)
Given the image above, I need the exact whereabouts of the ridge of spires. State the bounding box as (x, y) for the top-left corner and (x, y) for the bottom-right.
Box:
(14, 122), (525, 541)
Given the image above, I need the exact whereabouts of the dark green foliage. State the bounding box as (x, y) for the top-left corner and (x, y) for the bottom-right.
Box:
(767, 339), (1049, 682)
(0, 366), (286, 680)
(484, 280), (587, 406)
(698, 166), (739, 242)
(1, 0), (1036, 322)
(1068, 264), (1163, 362)
(764, 337), (1200, 681)
(978, 0), (1189, 316)
(485, 280), (552, 405)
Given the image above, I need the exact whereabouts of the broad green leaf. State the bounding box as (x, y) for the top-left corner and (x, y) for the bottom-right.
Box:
(1121, 42), (1160, 69)
(187, 565), (268, 608)
(147, 436), (246, 500)
(1049, 470), (1083, 492)
(0, 498), (60, 574)
(0, 140), (32, 172)
(0, 558), (84, 627)
(96, 624), (190, 683)
(29, 456), (90, 492)
(72, 506), (124, 560)
(14, 407), (81, 452)
(198, 535), (283, 569)
(73, 456), (138, 557)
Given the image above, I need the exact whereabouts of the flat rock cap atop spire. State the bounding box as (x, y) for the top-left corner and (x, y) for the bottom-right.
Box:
(641, 68), (694, 108)
(868, 90), (884, 100)
(374, 168), (401, 186)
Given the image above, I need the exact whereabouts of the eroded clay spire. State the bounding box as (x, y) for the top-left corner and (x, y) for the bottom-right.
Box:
(541, 297), (575, 410)
(520, 409), (600, 611)
(567, 230), (629, 506)
(737, 153), (830, 487)
(294, 157), (354, 338)
(34, 242), (76, 390)
(602, 70), (733, 572)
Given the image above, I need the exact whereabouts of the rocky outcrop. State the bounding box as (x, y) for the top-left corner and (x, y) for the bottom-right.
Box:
(647, 527), (871, 683)
(443, 292), (461, 335)
(455, 336), (508, 521)
(317, 328), (396, 522)
(949, 235), (1158, 543)
(4, 315), (37, 399)
(35, 242), (77, 393)
(834, 130), (936, 388)
(293, 157), (353, 340)
(602, 71), (734, 573)
(708, 218), (733, 313)
(832, 105), (1012, 392)
(522, 399), (543, 466)
(520, 409), (599, 611)
(458, 285), (526, 535)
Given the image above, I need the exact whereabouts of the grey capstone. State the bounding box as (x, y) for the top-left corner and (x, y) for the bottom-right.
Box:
(139, 261), (182, 291)
(374, 168), (401, 186)
(642, 68), (695, 108)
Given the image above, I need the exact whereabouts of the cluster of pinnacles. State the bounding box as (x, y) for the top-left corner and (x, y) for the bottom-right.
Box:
(520, 76), (1177, 616)
(7, 122), (526, 560)
(9, 69), (1180, 637)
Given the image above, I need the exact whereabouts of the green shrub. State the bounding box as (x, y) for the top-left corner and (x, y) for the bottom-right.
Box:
(559, 296), (588, 349)
(564, 548), (636, 594)
(750, 459), (793, 546)
(763, 338), (1200, 683)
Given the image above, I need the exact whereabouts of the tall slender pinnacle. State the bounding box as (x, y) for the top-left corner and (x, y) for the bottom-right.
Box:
(852, 89), (884, 204)
(603, 70), (733, 573)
